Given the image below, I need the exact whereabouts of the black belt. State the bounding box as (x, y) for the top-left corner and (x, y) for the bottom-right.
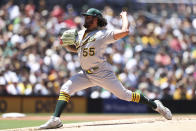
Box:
(85, 67), (99, 74)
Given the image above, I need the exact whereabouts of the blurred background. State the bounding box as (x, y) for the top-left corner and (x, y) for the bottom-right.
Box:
(0, 0), (196, 114)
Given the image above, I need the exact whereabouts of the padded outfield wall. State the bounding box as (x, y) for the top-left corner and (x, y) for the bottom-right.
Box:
(0, 96), (196, 113)
(0, 96), (87, 113)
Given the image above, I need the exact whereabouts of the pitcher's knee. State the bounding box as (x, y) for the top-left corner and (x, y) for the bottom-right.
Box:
(60, 80), (72, 95)
(58, 81), (72, 103)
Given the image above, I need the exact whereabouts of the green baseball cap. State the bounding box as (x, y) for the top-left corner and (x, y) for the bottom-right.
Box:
(82, 8), (102, 17)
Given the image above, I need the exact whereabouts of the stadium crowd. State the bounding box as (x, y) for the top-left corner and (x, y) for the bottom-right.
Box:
(0, 0), (195, 100)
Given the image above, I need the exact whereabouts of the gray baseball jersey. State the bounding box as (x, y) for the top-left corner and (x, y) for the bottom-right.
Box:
(76, 29), (116, 70)
(61, 28), (133, 101)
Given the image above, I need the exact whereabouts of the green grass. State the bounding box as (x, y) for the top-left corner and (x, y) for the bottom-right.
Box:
(0, 120), (86, 130)
(0, 120), (44, 130)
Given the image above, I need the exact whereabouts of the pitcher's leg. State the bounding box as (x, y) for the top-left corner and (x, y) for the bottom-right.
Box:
(92, 76), (157, 109)
(54, 71), (95, 117)
(94, 78), (132, 101)
(60, 73), (95, 95)
(39, 72), (95, 129)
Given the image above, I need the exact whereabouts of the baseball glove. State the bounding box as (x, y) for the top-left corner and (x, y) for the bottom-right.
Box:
(60, 29), (78, 46)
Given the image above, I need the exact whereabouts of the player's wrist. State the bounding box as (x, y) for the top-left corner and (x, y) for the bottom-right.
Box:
(121, 15), (128, 20)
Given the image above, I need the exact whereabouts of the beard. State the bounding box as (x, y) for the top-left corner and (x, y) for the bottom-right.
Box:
(83, 23), (90, 28)
(83, 19), (94, 28)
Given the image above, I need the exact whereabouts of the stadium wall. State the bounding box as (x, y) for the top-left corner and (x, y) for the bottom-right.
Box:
(0, 96), (196, 113)
(0, 96), (87, 113)
(88, 99), (196, 114)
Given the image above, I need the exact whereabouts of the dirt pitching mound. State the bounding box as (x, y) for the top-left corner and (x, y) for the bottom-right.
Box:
(4, 115), (196, 131)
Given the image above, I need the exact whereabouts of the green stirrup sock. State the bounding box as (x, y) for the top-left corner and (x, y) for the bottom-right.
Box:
(131, 92), (157, 109)
(53, 92), (70, 117)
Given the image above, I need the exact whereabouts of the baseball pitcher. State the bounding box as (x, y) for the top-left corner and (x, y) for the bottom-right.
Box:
(39, 8), (172, 129)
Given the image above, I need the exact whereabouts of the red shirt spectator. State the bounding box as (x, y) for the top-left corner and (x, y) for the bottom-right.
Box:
(169, 36), (182, 52)
(25, 3), (35, 17)
(51, 5), (64, 18)
(155, 50), (171, 66)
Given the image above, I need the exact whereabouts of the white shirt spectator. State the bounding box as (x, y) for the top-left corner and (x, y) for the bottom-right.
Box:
(8, 5), (20, 20)
(34, 83), (49, 95)
(6, 84), (18, 95)
(4, 71), (18, 83)
(0, 76), (6, 85)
